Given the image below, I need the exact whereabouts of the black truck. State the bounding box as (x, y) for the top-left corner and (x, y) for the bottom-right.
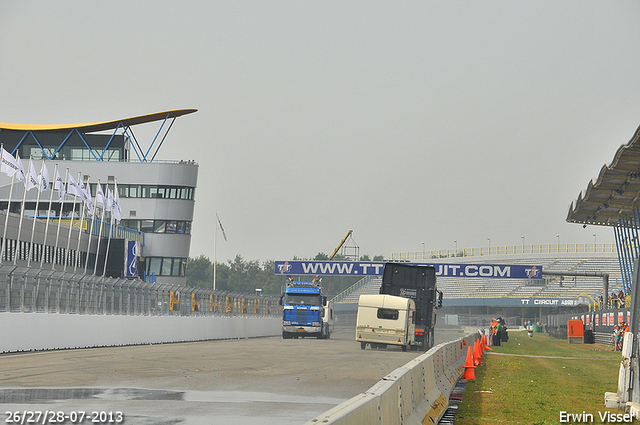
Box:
(379, 263), (443, 350)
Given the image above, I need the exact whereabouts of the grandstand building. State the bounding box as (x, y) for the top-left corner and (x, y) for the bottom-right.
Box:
(0, 109), (197, 285)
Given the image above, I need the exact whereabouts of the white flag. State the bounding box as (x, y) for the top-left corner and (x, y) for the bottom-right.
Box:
(96, 183), (105, 206)
(38, 162), (50, 193)
(54, 170), (66, 201)
(26, 160), (39, 191)
(105, 188), (114, 212)
(77, 177), (94, 215)
(67, 174), (83, 198)
(113, 183), (121, 224)
(14, 153), (26, 184)
(0, 148), (22, 178)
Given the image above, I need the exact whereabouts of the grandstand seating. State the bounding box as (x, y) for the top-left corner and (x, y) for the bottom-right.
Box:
(333, 254), (622, 304)
(335, 276), (382, 304)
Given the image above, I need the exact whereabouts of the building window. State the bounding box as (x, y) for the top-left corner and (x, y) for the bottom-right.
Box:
(148, 257), (162, 276)
(161, 258), (173, 276)
(140, 220), (154, 233)
(166, 221), (176, 233)
(120, 219), (192, 235)
(154, 220), (166, 233)
(144, 257), (187, 277)
(112, 184), (195, 200)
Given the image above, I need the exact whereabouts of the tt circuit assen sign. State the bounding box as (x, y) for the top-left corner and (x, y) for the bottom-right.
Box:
(274, 261), (542, 279)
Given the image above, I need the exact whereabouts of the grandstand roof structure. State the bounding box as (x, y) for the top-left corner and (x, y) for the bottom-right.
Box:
(0, 109), (197, 133)
(0, 109), (198, 163)
(567, 123), (640, 227)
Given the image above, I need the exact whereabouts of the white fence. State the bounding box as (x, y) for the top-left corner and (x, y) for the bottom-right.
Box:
(0, 312), (281, 353)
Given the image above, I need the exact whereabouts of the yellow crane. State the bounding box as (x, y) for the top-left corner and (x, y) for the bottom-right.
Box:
(329, 230), (353, 260)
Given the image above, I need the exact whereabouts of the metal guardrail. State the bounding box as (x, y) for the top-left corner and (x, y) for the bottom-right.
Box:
(392, 243), (617, 261)
(0, 264), (281, 317)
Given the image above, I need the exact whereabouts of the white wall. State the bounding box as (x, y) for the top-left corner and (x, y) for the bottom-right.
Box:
(0, 312), (281, 353)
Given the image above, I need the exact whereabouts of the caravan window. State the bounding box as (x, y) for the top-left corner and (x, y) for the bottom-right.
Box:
(377, 308), (399, 320)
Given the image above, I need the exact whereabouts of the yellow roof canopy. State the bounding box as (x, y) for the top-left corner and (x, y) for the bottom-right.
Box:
(0, 109), (197, 133)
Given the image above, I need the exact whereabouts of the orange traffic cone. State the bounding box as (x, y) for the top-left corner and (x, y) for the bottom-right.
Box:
(483, 334), (492, 351)
(483, 334), (491, 351)
(462, 345), (476, 380)
(473, 340), (482, 366)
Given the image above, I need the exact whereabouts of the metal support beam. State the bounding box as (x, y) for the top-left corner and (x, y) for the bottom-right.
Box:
(542, 270), (609, 305)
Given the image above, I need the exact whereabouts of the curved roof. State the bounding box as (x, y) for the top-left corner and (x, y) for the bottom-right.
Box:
(0, 109), (197, 133)
(567, 123), (640, 227)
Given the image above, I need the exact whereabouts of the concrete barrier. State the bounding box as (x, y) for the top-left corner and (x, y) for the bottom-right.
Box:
(305, 332), (479, 425)
(0, 312), (282, 352)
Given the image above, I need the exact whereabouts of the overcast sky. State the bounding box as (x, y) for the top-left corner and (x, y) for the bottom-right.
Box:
(1, 1), (639, 263)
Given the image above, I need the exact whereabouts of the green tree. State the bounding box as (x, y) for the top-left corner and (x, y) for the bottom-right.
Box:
(185, 255), (213, 289)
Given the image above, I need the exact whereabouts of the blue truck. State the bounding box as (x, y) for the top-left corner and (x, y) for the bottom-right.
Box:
(280, 278), (334, 339)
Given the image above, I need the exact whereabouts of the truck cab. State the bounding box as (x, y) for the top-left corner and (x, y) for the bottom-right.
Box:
(280, 279), (333, 339)
(356, 294), (416, 351)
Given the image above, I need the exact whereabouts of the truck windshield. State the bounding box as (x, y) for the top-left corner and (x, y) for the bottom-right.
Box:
(285, 294), (321, 306)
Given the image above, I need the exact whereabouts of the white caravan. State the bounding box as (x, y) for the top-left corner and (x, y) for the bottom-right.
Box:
(355, 294), (416, 351)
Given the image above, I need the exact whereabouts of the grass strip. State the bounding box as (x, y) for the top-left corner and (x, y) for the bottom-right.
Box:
(455, 330), (626, 425)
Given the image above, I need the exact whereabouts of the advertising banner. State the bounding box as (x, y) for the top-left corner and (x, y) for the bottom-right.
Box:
(124, 240), (139, 278)
(274, 260), (542, 279)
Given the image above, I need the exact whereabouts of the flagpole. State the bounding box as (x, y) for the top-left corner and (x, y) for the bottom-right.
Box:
(64, 172), (81, 272)
(75, 176), (88, 272)
(102, 213), (113, 277)
(14, 156), (33, 266)
(93, 182), (107, 275)
(84, 178), (97, 273)
(27, 159), (47, 267)
(0, 144), (8, 265)
(1, 173), (15, 265)
(74, 202), (86, 272)
(50, 167), (67, 270)
(40, 163), (57, 269)
(213, 212), (217, 291)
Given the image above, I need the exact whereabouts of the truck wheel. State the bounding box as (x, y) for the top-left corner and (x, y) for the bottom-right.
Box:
(282, 332), (290, 339)
(360, 342), (366, 350)
(326, 328), (331, 339)
(402, 345), (407, 352)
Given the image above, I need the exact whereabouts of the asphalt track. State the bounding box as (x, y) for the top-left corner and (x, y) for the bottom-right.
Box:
(0, 325), (465, 425)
